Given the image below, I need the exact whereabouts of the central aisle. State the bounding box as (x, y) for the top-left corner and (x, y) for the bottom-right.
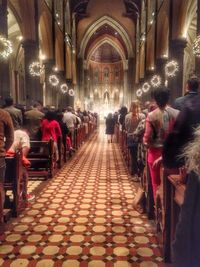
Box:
(0, 128), (163, 267)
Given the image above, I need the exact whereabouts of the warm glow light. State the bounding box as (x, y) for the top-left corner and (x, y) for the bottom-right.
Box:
(17, 36), (23, 41)
(40, 54), (46, 60)
(142, 82), (151, 93)
(0, 35), (13, 59)
(49, 75), (59, 86)
(193, 35), (200, 57)
(29, 61), (43, 77)
(68, 89), (75, 96)
(151, 75), (162, 87)
(136, 89), (143, 98)
(165, 60), (179, 77)
(60, 83), (68, 94)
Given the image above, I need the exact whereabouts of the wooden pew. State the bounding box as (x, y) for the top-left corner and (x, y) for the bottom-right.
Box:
(57, 136), (63, 169)
(156, 167), (186, 262)
(4, 150), (27, 218)
(27, 139), (54, 179)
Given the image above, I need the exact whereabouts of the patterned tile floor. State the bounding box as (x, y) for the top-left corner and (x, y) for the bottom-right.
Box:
(0, 128), (164, 267)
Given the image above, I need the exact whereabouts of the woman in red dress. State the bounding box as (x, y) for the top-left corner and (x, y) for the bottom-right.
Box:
(41, 110), (62, 161)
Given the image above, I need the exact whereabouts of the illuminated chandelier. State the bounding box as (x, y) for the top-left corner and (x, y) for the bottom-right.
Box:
(136, 89), (143, 98)
(49, 75), (59, 86)
(0, 35), (13, 59)
(165, 60), (179, 77)
(151, 75), (162, 87)
(60, 83), (68, 94)
(68, 89), (75, 96)
(142, 82), (150, 93)
(193, 35), (200, 57)
(29, 61), (43, 77)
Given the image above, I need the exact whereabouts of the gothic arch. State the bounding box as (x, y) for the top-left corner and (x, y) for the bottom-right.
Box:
(79, 15), (133, 58)
(86, 38), (127, 69)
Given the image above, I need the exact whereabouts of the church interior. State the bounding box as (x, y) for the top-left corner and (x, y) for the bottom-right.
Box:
(0, 0), (200, 266)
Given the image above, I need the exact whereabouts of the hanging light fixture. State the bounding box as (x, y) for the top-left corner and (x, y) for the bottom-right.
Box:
(165, 60), (179, 77)
(49, 75), (59, 86)
(68, 89), (75, 96)
(0, 35), (13, 59)
(151, 75), (162, 87)
(29, 61), (43, 77)
(136, 89), (143, 98)
(60, 83), (68, 94)
(193, 35), (200, 57)
(142, 82), (151, 93)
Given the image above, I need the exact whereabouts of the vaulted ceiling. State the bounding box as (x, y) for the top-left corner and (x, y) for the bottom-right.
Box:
(70, 0), (141, 21)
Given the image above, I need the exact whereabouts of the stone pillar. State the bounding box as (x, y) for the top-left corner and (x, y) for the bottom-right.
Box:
(0, 0), (10, 104)
(57, 70), (65, 109)
(43, 59), (54, 107)
(168, 38), (187, 102)
(123, 68), (128, 106)
(156, 57), (168, 86)
(143, 70), (154, 102)
(22, 40), (41, 106)
(127, 58), (134, 106)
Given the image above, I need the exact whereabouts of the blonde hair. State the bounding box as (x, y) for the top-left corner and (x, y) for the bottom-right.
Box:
(130, 100), (140, 114)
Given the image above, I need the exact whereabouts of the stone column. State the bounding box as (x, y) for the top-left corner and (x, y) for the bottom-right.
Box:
(22, 40), (41, 106)
(43, 59), (55, 107)
(127, 58), (134, 106)
(168, 38), (187, 102)
(156, 57), (168, 86)
(0, 0), (10, 104)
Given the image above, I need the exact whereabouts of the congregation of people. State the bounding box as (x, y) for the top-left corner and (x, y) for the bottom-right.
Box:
(0, 99), (97, 224)
(105, 76), (200, 267)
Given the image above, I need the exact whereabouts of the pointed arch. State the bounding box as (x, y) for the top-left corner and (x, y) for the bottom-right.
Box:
(86, 37), (127, 69)
(79, 15), (133, 58)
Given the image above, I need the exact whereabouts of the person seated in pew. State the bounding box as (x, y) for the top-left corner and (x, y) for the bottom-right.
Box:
(41, 110), (62, 162)
(8, 127), (34, 201)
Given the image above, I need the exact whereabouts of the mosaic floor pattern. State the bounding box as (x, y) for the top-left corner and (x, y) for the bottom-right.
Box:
(0, 128), (163, 267)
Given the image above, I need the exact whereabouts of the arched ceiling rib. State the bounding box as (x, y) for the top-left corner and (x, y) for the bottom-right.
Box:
(70, 0), (140, 21)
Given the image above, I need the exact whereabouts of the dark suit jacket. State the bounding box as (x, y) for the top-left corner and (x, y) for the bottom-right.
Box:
(163, 95), (200, 168)
(173, 92), (198, 111)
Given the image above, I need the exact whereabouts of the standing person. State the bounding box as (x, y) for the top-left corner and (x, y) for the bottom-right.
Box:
(0, 109), (14, 224)
(119, 106), (128, 131)
(24, 102), (44, 140)
(105, 113), (115, 143)
(173, 76), (199, 111)
(162, 93), (200, 267)
(143, 87), (179, 201)
(4, 97), (23, 129)
(125, 101), (145, 181)
(41, 111), (62, 161)
(63, 107), (77, 147)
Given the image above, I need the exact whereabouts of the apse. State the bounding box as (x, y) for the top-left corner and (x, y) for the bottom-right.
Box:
(87, 42), (124, 117)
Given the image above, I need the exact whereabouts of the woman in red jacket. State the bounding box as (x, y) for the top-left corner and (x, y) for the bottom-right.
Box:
(41, 110), (62, 161)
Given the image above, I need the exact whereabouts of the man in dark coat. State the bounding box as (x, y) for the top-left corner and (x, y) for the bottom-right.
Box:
(163, 94), (200, 168)
(163, 94), (200, 267)
(173, 76), (199, 111)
